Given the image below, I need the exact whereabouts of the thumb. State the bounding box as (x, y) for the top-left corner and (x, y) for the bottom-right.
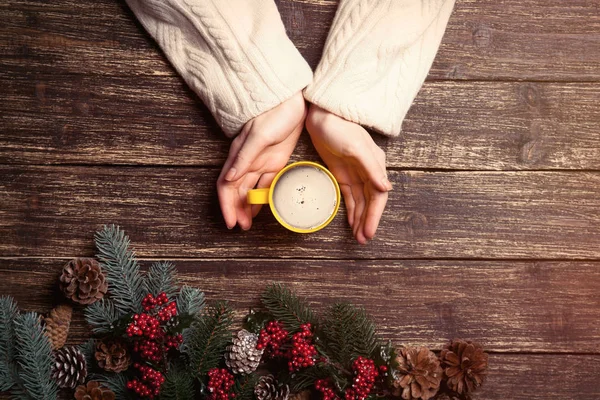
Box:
(224, 131), (267, 182)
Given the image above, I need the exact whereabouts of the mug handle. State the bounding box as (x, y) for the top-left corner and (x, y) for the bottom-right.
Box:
(247, 188), (270, 204)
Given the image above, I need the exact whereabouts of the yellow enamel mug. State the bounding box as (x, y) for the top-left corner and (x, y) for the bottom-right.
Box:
(247, 161), (341, 233)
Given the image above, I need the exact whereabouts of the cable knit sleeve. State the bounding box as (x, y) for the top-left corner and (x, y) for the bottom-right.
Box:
(125, 0), (313, 137)
(304, 0), (456, 137)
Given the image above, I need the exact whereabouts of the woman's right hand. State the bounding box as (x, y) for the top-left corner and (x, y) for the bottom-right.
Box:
(306, 105), (392, 244)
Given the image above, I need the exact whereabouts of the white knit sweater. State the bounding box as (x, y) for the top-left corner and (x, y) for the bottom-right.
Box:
(126, 0), (455, 138)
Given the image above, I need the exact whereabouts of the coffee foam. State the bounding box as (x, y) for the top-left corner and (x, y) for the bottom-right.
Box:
(272, 165), (337, 230)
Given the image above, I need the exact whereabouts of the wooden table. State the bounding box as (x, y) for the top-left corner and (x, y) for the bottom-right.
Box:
(2, 0), (600, 398)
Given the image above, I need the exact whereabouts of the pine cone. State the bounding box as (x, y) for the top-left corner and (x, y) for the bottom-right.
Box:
(95, 339), (131, 373)
(289, 390), (311, 400)
(255, 375), (290, 400)
(225, 329), (264, 374)
(59, 258), (108, 305)
(51, 345), (88, 389)
(43, 304), (72, 350)
(392, 347), (442, 400)
(440, 339), (488, 395)
(74, 381), (116, 400)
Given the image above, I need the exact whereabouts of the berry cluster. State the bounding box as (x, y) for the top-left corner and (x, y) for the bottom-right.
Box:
(288, 323), (317, 372)
(256, 321), (289, 358)
(344, 357), (378, 400)
(315, 379), (340, 400)
(125, 292), (182, 398)
(207, 368), (236, 400)
(126, 363), (165, 399)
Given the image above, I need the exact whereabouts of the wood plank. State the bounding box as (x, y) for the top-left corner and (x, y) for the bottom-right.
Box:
(1, 0), (599, 81)
(1, 167), (599, 259)
(2, 259), (599, 353)
(2, 75), (599, 170)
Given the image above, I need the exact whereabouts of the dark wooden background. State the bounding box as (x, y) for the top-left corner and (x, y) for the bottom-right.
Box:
(1, 0), (600, 398)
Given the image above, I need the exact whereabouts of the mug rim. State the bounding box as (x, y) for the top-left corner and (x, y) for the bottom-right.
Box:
(268, 161), (341, 233)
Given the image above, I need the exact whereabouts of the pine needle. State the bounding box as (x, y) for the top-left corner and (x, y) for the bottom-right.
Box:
(321, 303), (380, 368)
(160, 363), (195, 400)
(14, 313), (57, 400)
(181, 301), (233, 377)
(95, 224), (147, 314)
(147, 261), (178, 299)
(84, 298), (121, 334)
(92, 372), (132, 399)
(261, 284), (316, 332)
(233, 374), (259, 400)
(0, 296), (19, 391)
(176, 286), (205, 316)
(78, 339), (96, 370)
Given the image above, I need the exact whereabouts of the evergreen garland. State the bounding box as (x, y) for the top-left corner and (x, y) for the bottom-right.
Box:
(95, 224), (147, 314)
(2, 226), (490, 400)
(147, 261), (179, 299)
(13, 313), (57, 400)
(261, 284), (316, 332)
(181, 301), (234, 377)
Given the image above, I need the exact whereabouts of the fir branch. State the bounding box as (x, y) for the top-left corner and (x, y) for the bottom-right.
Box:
(92, 372), (133, 400)
(0, 296), (19, 391)
(290, 364), (347, 393)
(160, 364), (195, 400)
(147, 261), (179, 299)
(14, 313), (57, 400)
(181, 301), (233, 377)
(84, 298), (121, 334)
(95, 224), (147, 314)
(78, 339), (96, 370)
(321, 303), (380, 369)
(233, 374), (258, 400)
(176, 286), (205, 316)
(261, 284), (316, 332)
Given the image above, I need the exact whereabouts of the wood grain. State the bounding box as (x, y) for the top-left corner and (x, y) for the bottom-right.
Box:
(2, 75), (600, 170)
(1, 167), (598, 259)
(3, 258), (599, 353)
(2, 0), (599, 81)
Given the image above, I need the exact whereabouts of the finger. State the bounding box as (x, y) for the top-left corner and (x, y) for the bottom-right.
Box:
(355, 184), (370, 245)
(236, 172), (261, 230)
(251, 204), (263, 218)
(363, 187), (388, 240)
(251, 172), (277, 218)
(350, 183), (366, 242)
(217, 178), (238, 229)
(339, 184), (355, 227)
(225, 131), (269, 182)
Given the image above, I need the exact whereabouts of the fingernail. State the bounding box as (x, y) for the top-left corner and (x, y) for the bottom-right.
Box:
(225, 168), (237, 182)
(382, 177), (393, 191)
(227, 224), (233, 230)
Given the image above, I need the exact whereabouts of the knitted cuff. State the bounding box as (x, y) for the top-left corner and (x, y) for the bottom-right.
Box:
(304, 0), (455, 137)
(126, 0), (313, 137)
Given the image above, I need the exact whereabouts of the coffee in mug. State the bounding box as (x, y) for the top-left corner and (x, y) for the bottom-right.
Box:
(247, 161), (341, 233)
